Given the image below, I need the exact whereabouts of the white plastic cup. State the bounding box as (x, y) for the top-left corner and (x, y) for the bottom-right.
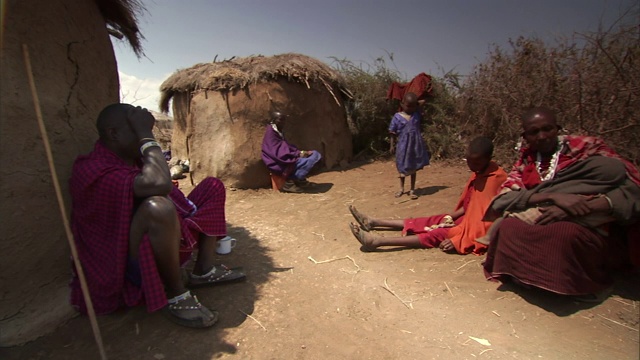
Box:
(216, 236), (237, 255)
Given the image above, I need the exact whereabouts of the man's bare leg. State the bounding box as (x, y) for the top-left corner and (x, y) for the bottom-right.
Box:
(192, 235), (220, 276)
(129, 196), (184, 298)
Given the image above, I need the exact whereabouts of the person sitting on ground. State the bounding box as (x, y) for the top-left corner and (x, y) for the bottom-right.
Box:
(69, 104), (245, 329)
(349, 137), (506, 254)
(388, 92), (430, 199)
(261, 111), (322, 193)
(483, 107), (640, 302)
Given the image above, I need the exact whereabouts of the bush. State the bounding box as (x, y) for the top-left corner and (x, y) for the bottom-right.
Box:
(456, 10), (640, 166)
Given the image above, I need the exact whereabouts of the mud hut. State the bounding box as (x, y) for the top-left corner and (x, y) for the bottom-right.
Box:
(159, 53), (353, 188)
(0, 0), (143, 346)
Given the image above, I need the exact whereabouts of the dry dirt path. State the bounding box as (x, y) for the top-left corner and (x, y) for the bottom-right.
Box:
(3, 161), (638, 360)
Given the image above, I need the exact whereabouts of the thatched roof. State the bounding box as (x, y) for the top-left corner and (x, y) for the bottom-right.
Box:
(159, 53), (350, 113)
(95, 0), (145, 56)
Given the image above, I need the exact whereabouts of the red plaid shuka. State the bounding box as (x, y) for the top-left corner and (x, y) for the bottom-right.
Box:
(69, 141), (226, 315)
(503, 135), (640, 190)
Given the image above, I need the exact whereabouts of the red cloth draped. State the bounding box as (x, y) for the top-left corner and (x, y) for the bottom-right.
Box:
(386, 73), (433, 102)
(69, 141), (226, 314)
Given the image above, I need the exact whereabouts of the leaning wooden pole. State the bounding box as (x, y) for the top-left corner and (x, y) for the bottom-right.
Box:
(22, 44), (108, 360)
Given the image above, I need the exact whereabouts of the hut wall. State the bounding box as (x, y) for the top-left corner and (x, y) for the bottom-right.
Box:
(172, 79), (352, 188)
(0, 0), (119, 346)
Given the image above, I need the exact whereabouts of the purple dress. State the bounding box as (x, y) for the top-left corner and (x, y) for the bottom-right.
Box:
(389, 112), (430, 175)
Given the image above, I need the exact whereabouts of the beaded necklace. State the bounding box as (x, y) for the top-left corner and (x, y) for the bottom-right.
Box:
(535, 140), (561, 181)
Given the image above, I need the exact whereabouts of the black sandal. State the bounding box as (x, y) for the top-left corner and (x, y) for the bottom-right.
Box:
(188, 264), (247, 288)
(163, 291), (218, 328)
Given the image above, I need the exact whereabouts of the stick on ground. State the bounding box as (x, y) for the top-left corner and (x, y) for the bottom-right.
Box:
(381, 277), (413, 309)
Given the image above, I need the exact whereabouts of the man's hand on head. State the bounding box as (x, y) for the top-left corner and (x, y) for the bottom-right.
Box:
(127, 106), (156, 139)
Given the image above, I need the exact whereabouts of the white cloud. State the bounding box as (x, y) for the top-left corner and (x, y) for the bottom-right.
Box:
(118, 71), (169, 113)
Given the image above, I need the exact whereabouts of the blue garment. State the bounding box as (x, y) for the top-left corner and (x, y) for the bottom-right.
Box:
(389, 112), (430, 175)
(291, 151), (322, 180)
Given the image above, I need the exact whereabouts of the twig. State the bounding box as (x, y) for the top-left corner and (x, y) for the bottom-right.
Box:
(311, 232), (325, 240)
(491, 311), (501, 317)
(597, 314), (638, 332)
(381, 277), (413, 309)
(479, 349), (493, 355)
(444, 282), (454, 297)
(238, 310), (267, 331)
(308, 255), (363, 274)
(454, 260), (476, 271)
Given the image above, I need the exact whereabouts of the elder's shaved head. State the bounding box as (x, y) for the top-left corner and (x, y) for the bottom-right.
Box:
(96, 103), (134, 139)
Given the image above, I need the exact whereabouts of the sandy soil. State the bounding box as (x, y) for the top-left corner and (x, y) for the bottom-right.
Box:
(2, 160), (639, 360)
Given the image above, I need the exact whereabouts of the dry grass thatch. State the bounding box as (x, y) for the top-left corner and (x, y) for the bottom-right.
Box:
(95, 0), (145, 56)
(159, 53), (349, 113)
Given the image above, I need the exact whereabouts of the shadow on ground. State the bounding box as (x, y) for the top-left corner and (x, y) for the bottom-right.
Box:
(1, 224), (275, 360)
(496, 270), (640, 317)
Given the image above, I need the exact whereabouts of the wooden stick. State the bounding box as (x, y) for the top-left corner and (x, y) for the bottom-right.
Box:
(381, 277), (413, 309)
(23, 44), (107, 360)
(597, 314), (638, 332)
(238, 310), (267, 331)
(444, 281), (454, 297)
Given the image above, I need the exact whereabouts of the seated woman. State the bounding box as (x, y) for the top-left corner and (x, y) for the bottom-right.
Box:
(483, 107), (640, 302)
(349, 137), (507, 255)
(261, 111), (322, 193)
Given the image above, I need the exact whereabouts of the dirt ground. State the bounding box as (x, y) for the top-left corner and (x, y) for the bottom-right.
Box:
(2, 160), (639, 360)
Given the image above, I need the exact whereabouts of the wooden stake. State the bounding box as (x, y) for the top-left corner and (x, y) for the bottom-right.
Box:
(23, 44), (108, 360)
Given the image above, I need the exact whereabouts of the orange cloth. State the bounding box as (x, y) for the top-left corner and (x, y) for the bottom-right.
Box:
(448, 162), (507, 255)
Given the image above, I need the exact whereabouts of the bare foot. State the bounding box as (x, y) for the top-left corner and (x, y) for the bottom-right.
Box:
(394, 190), (404, 198)
(349, 222), (376, 251)
(439, 239), (456, 253)
(348, 205), (372, 231)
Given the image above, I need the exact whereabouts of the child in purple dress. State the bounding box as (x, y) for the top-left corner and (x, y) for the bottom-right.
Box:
(389, 92), (430, 199)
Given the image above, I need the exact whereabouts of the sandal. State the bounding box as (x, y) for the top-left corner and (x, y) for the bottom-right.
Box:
(409, 190), (418, 200)
(394, 191), (404, 198)
(163, 291), (218, 328)
(349, 222), (374, 252)
(188, 264), (247, 288)
(348, 205), (372, 231)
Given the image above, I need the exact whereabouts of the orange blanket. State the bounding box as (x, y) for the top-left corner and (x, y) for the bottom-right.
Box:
(448, 162), (507, 254)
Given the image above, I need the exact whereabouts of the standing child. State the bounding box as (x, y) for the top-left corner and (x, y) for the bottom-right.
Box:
(388, 92), (430, 199)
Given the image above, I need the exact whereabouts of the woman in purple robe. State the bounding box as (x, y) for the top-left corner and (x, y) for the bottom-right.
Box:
(261, 111), (322, 193)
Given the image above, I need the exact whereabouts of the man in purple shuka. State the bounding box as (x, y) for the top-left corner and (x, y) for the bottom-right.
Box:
(261, 111), (322, 193)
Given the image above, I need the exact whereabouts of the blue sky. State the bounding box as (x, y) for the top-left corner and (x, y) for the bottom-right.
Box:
(113, 0), (636, 112)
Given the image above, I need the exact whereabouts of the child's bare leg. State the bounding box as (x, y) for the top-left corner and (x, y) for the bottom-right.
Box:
(395, 176), (405, 197)
(349, 205), (404, 231)
(409, 174), (418, 199)
(349, 223), (421, 249)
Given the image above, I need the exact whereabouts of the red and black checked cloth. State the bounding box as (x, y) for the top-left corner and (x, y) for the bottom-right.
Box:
(69, 141), (226, 315)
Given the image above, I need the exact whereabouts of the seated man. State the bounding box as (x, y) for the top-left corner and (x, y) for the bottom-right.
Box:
(69, 104), (244, 328)
(483, 107), (640, 301)
(261, 111), (322, 193)
(349, 137), (507, 254)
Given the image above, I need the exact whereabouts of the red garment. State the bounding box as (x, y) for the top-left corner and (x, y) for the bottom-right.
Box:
(403, 214), (462, 248)
(504, 135), (640, 190)
(484, 218), (627, 295)
(404, 162), (507, 254)
(69, 141), (226, 315)
(386, 73), (433, 102)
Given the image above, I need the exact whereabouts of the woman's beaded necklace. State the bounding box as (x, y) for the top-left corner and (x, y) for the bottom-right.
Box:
(536, 141), (561, 181)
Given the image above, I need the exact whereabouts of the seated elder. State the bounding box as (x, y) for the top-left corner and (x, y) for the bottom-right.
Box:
(69, 104), (245, 328)
(483, 107), (640, 301)
(261, 111), (322, 193)
(349, 137), (507, 254)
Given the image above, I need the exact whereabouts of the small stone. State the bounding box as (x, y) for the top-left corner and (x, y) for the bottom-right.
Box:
(301, 345), (306, 349)
(154, 354), (165, 360)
